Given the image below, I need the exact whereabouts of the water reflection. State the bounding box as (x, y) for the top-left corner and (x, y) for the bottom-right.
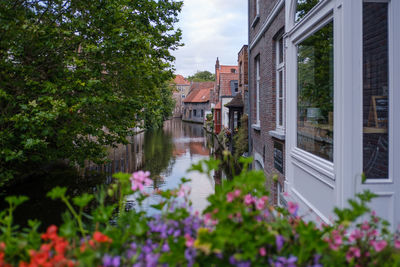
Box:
(1, 119), (213, 229)
(97, 119), (214, 214)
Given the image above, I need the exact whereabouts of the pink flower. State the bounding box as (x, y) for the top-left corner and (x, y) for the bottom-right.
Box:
(184, 234), (194, 247)
(178, 185), (190, 197)
(370, 240), (387, 252)
(349, 229), (363, 242)
(130, 170), (152, 192)
(256, 198), (266, 210)
(226, 192), (235, 202)
(395, 240), (400, 249)
(346, 247), (361, 262)
(287, 202), (299, 216)
(361, 221), (370, 231)
(244, 194), (254, 206)
(233, 189), (241, 197)
(367, 229), (378, 238)
(259, 247), (266, 256)
(203, 213), (212, 224)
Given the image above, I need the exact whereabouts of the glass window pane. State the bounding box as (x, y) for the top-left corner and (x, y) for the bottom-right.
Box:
(297, 21), (334, 161)
(363, 2), (389, 179)
(279, 99), (283, 126)
(279, 70), (283, 98)
(296, 0), (321, 22)
(279, 37), (284, 64)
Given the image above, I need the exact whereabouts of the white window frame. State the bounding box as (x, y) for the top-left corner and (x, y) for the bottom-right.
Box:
(256, 57), (261, 126)
(256, 0), (260, 16)
(276, 36), (285, 132)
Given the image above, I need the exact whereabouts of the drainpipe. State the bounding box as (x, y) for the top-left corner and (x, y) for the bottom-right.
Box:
(247, 0), (253, 167)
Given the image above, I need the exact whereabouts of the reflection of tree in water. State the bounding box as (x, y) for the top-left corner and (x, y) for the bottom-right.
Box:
(142, 129), (175, 189)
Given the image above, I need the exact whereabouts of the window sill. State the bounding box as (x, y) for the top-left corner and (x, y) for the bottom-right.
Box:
(251, 15), (260, 28)
(269, 130), (285, 140)
(252, 124), (261, 131)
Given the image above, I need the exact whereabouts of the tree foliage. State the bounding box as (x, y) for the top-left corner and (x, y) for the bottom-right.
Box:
(0, 0), (183, 183)
(187, 70), (215, 82)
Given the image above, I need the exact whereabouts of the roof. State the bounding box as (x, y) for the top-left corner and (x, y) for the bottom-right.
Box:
(173, 75), (190, 85)
(225, 93), (244, 108)
(189, 81), (214, 91)
(214, 101), (222, 109)
(183, 87), (212, 103)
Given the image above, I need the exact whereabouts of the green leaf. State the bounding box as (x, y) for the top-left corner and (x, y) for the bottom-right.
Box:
(47, 187), (67, 200)
(72, 193), (94, 208)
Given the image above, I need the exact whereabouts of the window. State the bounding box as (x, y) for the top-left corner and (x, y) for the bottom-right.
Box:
(234, 81), (239, 93)
(256, 56), (260, 126)
(276, 36), (285, 130)
(182, 94), (185, 98)
(363, 1), (389, 179)
(297, 21), (334, 161)
(193, 109), (197, 117)
(201, 109), (204, 118)
(231, 68), (236, 73)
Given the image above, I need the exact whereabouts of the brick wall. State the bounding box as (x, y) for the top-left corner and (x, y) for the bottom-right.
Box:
(249, 1), (285, 205)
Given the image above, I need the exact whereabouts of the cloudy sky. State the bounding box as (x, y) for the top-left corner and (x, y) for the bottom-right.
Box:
(171, 0), (248, 78)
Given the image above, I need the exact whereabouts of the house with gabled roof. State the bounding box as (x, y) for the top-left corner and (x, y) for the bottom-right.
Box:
(212, 58), (239, 133)
(182, 82), (214, 123)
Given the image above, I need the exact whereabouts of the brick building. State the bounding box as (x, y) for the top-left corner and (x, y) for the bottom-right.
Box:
(182, 82), (214, 123)
(238, 45), (249, 114)
(172, 75), (191, 118)
(248, 0), (285, 206)
(248, 0), (400, 227)
(213, 58), (239, 133)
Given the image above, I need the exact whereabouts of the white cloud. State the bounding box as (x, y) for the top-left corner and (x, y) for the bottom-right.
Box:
(171, 0), (247, 77)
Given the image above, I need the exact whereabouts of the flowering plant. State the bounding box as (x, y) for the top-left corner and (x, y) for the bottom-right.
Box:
(0, 158), (399, 266)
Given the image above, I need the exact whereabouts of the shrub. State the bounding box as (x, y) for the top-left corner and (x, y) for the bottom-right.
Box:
(0, 158), (399, 266)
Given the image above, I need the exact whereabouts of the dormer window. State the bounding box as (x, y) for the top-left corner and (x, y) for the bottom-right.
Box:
(231, 68), (236, 73)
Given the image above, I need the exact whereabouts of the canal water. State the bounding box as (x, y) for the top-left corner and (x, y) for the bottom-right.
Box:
(1, 119), (214, 228)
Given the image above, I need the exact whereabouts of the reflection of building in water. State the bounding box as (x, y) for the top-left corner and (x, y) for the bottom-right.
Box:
(85, 130), (145, 182)
(189, 142), (209, 156)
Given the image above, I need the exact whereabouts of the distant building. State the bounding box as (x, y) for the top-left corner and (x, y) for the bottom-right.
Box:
(238, 45), (249, 114)
(171, 75), (191, 118)
(182, 82), (214, 123)
(212, 58), (239, 133)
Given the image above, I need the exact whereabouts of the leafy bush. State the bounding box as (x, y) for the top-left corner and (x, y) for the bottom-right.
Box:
(0, 158), (399, 266)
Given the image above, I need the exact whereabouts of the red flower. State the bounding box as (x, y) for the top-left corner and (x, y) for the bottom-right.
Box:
(41, 225), (58, 241)
(93, 231), (112, 243)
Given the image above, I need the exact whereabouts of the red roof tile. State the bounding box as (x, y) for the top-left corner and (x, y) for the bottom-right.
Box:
(183, 87), (212, 103)
(173, 74), (190, 85)
(214, 101), (222, 109)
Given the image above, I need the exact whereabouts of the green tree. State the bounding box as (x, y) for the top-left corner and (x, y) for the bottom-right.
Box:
(187, 70), (215, 82)
(0, 0), (183, 184)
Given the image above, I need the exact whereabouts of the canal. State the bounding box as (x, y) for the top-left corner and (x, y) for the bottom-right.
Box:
(1, 119), (214, 228)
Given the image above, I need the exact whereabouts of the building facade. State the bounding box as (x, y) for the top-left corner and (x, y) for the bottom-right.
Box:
(249, 0), (400, 227)
(172, 75), (191, 118)
(248, 0), (286, 205)
(213, 58), (239, 133)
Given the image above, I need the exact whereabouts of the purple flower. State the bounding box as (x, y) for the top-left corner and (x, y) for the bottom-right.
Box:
(236, 262), (251, 267)
(185, 248), (196, 267)
(276, 234), (285, 251)
(162, 242), (170, 252)
(102, 254), (120, 267)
